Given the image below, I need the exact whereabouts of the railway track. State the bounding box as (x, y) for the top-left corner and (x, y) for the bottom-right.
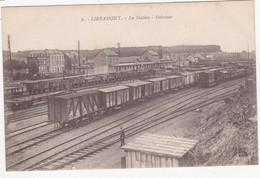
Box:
(6, 79), (241, 153)
(27, 83), (239, 170)
(6, 79), (242, 171)
(5, 79), (140, 123)
(6, 107), (47, 123)
(5, 85), (200, 155)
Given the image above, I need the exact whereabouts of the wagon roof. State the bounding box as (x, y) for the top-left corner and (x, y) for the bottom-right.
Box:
(166, 75), (183, 79)
(98, 85), (129, 93)
(146, 77), (168, 82)
(200, 71), (214, 74)
(121, 133), (198, 158)
(125, 81), (152, 87)
(4, 86), (19, 90)
(208, 68), (222, 72)
(55, 89), (99, 100)
(180, 72), (194, 75)
(220, 70), (230, 74)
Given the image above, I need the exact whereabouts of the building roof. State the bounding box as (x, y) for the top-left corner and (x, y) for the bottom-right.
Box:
(121, 133), (198, 158)
(118, 56), (139, 63)
(98, 85), (129, 93)
(29, 50), (45, 55)
(28, 49), (63, 57)
(103, 49), (118, 56)
(194, 53), (206, 60)
(138, 56), (152, 62)
(45, 49), (63, 55)
(110, 63), (140, 67)
(146, 50), (159, 56)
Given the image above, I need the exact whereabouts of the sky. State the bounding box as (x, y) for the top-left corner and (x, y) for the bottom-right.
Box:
(1, 0), (256, 52)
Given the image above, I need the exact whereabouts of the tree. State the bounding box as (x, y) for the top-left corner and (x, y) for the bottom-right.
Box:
(28, 62), (39, 75)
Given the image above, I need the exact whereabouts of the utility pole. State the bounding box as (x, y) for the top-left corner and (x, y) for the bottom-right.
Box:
(247, 44), (250, 60)
(8, 35), (13, 80)
(117, 42), (121, 57)
(78, 40), (81, 74)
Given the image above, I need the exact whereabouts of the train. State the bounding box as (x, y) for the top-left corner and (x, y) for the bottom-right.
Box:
(5, 66), (248, 111)
(4, 69), (156, 111)
(47, 67), (247, 127)
(4, 69), (155, 97)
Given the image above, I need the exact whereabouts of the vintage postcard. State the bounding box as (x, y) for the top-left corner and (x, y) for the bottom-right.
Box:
(1, 0), (258, 174)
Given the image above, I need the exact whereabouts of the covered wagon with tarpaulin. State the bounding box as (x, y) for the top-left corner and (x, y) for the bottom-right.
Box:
(47, 89), (100, 127)
(121, 133), (198, 168)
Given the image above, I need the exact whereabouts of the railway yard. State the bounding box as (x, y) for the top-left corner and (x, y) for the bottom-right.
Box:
(4, 71), (258, 171)
(3, 63), (258, 171)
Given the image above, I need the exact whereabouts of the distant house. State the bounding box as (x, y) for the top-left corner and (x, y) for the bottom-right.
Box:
(172, 59), (190, 67)
(27, 50), (49, 74)
(94, 49), (119, 74)
(27, 49), (65, 74)
(186, 53), (205, 63)
(140, 50), (160, 63)
(64, 51), (88, 74)
(118, 56), (139, 63)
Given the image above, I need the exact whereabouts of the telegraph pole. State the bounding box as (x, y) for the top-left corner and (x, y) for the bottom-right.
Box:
(247, 44), (250, 60)
(117, 42), (121, 57)
(78, 40), (81, 74)
(8, 35), (13, 80)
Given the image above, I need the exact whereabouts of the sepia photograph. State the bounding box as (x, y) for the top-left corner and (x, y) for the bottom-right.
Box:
(0, 0), (258, 174)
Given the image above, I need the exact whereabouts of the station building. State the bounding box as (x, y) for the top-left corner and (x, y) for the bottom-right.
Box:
(94, 49), (160, 74)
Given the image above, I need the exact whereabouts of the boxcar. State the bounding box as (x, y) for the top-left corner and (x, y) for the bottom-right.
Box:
(237, 69), (246, 78)
(227, 69), (238, 79)
(193, 71), (204, 84)
(98, 85), (130, 111)
(24, 80), (41, 94)
(126, 81), (153, 101)
(198, 71), (216, 87)
(166, 75), (184, 90)
(208, 68), (224, 83)
(219, 70), (230, 81)
(48, 89), (100, 127)
(180, 72), (195, 86)
(146, 77), (169, 94)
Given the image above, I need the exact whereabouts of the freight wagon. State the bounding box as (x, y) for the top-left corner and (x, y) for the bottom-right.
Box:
(219, 70), (230, 81)
(198, 71), (217, 87)
(166, 75), (184, 90)
(146, 77), (169, 94)
(47, 69), (248, 127)
(48, 89), (100, 127)
(99, 85), (130, 112)
(180, 72), (196, 86)
(126, 81), (153, 101)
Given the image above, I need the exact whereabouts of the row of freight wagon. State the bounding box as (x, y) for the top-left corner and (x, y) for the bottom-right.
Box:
(6, 70), (154, 96)
(48, 68), (247, 127)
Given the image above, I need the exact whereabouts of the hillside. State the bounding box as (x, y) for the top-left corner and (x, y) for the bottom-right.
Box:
(186, 79), (258, 166)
